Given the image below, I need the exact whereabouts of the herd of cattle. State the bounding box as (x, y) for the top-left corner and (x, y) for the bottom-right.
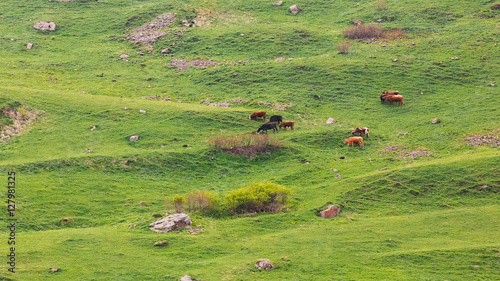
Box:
(248, 91), (403, 147)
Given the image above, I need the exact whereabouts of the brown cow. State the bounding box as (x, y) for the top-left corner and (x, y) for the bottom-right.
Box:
(249, 111), (266, 121)
(279, 121), (294, 130)
(344, 136), (364, 147)
(351, 127), (369, 138)
(383, 95), (404, 106)
(380, 91), (399, 103)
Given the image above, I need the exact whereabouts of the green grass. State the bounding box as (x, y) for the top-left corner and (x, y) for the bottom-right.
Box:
(0, 0), (499, 280)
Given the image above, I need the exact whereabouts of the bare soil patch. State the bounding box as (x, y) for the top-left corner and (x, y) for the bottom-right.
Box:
(1, 107), (40, 142)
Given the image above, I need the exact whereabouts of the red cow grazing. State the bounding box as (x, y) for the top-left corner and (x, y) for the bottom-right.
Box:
(344, 136), (364, 147)
(279, 121), (294, 130)
(351, 127), (369, 138)
(249, 111), (266, 121)
(380, 91), (400, 103)
(383, 95), (404, 106)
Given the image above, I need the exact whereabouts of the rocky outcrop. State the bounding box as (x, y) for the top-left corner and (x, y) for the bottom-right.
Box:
(150, 213), (192, 233)
(126, 13), (177, 47)
(33, 22), (56, 31)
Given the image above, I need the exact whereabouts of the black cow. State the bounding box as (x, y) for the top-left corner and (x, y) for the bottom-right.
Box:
(269, 115), (283, 125)
(257, 122), (278, 133)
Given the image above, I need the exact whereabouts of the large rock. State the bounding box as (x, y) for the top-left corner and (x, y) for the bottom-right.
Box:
(320, 205), (341, 218)
(33, 22), (56, 31)
(150, 213), (192, 233)
(255, 259), (274, 270)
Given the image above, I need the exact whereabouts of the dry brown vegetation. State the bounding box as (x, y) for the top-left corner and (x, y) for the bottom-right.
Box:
(343, 24), (406, 40)
(209, 134), (283, 157)
(337, 41), (351, 54)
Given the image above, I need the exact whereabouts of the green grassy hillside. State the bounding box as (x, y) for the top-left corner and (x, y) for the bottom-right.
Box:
(1, 0), (499, 280)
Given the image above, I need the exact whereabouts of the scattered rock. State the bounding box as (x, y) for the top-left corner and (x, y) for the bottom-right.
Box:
(161, 48), (169, 54)
(255, 259), (274, 270)
(335, 174), (342, 179)
(27, 43), (33, 49)
(49, 268), (60, 273)
(462, 130), (500, 147)
(130, 135), (139, 141)
(33, 22), (56, 31)
(272, 1), (283, 5)
(139, 109), (146, 113)
(333, 169), (338, 172)
(154, 241), (169, 247)
(90, 125), (97, 130)
(490, 83), (495, 87)
(290, 5), (299, 14)
(451, 56), (459, 60)
(180, 275), (199, 281)
(126, 13), (177, 47)
(326, 118), (336, 124)
(208, 102), (231, 108)
(167, 58), (221, 71)
(320, 205), (341, 218)
(353, 20), (362, 26)
(150, 213), (192, 233)
(86, 148), (92, 153)
(128, 224), (137, 228)
(119, 54), (129, 58)
(181, 20), (190, 27)
(431, 118), (440, 124)
(275, 57), (286, 62)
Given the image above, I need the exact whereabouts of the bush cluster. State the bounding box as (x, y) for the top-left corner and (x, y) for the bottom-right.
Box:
(165, 182), (291, 216)
(209, 134), (282, 157)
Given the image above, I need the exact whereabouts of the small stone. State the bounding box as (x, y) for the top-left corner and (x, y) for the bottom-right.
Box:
(119, 54), (129, 58)
(431, 118), (440, 124)
(27, 43), (33, 49)
(130, 135), (139, 141)
(272, 1), (283, 5)
(139, 109), (146, 113)
(490, 83), (495, 87)
(181, 20), (190, 27)
(451, 56), (459, 60)
(353, 20), (362, 26)
(153, 241), (169, 247)
(290, 5), (299, 14)
(326, 118), (336, 124)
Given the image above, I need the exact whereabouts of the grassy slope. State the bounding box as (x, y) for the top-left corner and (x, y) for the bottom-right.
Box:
(0, 0), (499, 280)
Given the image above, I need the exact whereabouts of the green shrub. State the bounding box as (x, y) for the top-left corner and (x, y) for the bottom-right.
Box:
(172, 194), (186, 213)
(225, 182), (291, 214)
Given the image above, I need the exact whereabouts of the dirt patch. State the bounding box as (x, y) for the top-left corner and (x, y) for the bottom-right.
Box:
(193, 8), (255, 27)
(167, 58), (221, 71)
(1, 107), (40, 142)
(462, 129), (500, 147)
(381, 145), (434, 159)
